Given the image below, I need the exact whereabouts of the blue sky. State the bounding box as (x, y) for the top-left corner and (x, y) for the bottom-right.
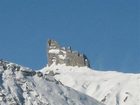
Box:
(0, 0), (139, 73)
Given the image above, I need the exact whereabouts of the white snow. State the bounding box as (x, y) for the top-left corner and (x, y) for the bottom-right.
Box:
(2, 59), (139, 105)
(48, 49), (67, 60)
(0, 61), (103, 105)
(48, 49), (67, 59)
(42, 65), (140, 105)
(48, 49), (60, 54)
(58, 54), (66, 60)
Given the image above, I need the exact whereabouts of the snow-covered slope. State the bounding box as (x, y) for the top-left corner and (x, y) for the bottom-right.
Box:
(42, 65), (140, 105)
(0, 61), (104, 105)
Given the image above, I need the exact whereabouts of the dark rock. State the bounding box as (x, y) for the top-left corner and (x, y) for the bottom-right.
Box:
(21, 70), (35, 76)
(36, 72), (43, 77)
(48, 71), (55, 76)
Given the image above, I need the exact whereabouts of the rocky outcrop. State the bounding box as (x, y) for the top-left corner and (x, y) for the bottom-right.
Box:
(47, 40), (90, 67)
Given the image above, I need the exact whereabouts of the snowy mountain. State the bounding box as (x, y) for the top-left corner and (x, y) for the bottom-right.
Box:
(1, 40), (139, 105)
(42, 64), (140, 105)
(0, 60), (103, 105)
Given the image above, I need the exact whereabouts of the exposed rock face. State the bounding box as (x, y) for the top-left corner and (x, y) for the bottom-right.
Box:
(47, 40), (90, 67)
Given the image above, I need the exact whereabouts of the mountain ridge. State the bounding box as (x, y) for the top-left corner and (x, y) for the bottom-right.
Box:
(0, 60), (104, 105)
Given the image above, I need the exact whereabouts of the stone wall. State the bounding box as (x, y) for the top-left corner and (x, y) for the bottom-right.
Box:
(47, 40), (90, 67)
